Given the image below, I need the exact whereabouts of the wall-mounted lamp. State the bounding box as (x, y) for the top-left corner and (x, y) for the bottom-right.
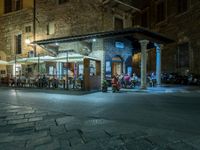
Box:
(25, 38), (31, 44)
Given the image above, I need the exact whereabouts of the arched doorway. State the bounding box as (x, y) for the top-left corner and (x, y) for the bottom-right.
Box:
(112, 56), (123, 76)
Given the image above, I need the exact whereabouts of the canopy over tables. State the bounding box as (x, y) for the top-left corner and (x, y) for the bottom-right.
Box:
(8, 54), (99, 64)
(8, 56), (55, 64)
(0, 60), (9, 65)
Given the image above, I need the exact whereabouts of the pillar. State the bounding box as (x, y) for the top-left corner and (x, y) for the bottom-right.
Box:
(91, 39), (104, 83)
(155, 43), (163, 86)
(139, 40), (149, 89)
(56, 62), (62, 79)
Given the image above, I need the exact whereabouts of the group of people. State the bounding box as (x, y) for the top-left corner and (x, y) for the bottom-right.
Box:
(114, 72), (139, 89)
(7, 74), (59, 88)
(111, 72), (157, 90)
(0, 73), (85, 90)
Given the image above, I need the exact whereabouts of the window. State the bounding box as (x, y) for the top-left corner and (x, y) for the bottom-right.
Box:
(132, 16), (135, 27)
(156, 1), (166, 23)
(4, 0), (12, 13)
(141, 10), (148, 27)
(4, 0), (23, 13)
(25, 26), (31, 33)
(177, 43), (189, 68)
(177, 0), (188, 14)
(15, 34), (22, 54)
(114, 17), (124, 30)
(58, 0), (68, 5)
(16, 0), (23, 11)
(47, 22), (55, 35)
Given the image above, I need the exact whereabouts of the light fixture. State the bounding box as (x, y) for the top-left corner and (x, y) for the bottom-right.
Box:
(25, 38), (31, 44)
(92, 38), (96, 42)
(55, 43), (59, 46)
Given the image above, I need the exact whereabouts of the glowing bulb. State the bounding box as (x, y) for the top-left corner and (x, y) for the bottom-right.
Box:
(25, 39), (31, 44)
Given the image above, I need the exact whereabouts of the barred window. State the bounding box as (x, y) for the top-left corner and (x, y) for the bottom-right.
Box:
(15, 34), (22, 54)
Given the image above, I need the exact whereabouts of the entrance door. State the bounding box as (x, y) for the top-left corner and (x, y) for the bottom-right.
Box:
(112, 56), (123, 76)
(112, 62), (122, 75)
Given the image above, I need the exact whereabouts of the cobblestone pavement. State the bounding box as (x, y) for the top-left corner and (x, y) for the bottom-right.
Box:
(0, 102), (200, 150)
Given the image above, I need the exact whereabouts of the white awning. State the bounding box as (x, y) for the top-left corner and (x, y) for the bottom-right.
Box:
(54, 53), (84, 62)
(9, 56), (55, 64)
(0, 60), (8, 65)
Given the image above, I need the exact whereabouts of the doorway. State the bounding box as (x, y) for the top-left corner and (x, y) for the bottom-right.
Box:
(112, 56), (123, 76)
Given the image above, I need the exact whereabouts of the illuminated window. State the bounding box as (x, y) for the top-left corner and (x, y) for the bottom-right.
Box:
(47, 22), (55, 35)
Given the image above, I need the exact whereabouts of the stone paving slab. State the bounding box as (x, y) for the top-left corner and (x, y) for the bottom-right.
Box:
(0, 102), (199, 150)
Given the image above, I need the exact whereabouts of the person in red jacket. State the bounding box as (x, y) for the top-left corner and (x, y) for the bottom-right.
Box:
(111, 75), (120, 92)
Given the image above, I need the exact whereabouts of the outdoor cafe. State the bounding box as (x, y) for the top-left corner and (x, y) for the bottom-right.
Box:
(0, 53), (101, 91)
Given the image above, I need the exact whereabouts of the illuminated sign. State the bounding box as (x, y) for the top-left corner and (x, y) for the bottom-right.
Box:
(115, 42), (124, 49)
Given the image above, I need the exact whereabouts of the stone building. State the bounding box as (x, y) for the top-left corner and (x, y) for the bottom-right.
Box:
(0, 0), (34, 75)
(131, 0), (200, 75)
(0, 0), (199, 86)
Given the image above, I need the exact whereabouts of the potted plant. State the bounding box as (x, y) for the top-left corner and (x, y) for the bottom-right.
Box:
(102, 79), (108, 92)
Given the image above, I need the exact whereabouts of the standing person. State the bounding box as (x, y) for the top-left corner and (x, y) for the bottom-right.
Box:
(151, 72), (156, 87)
(119, 73), (125, 88)
(124, 74), (130, 88)
(131, 72), (138, 88)
(42, 74), (48, 88)
(20, 74), (26, 87)
(78, 74), (83, 89)
(111, 75), (120, 92)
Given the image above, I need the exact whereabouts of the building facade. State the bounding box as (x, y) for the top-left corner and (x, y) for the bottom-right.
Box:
(131, 0), (200, 75)
(0, 0), (199, 80)
(0, 0), (34, 75)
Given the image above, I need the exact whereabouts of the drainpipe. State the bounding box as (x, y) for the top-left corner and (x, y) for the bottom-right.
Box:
(33, 0), (36, 56)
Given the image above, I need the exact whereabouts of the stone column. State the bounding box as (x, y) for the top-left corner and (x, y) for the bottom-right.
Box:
(139, 40), (149, 89)
(155, 43), (163, 86)
(56, 62), (62, 79)
(91, 39), (105, 83)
